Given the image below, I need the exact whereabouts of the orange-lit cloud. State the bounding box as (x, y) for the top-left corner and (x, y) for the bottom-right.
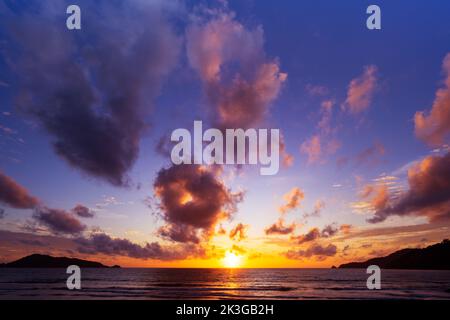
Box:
(303, 200), (325, 219)
(154, 164), (244, 243)
(186, 6), (286, 129)
(264, 187), (303, 235)
(292, 224), (339, 244)
(280, 134), (294, 167)
(300, 135), (321, 164)
(415, 53), (450, 146)
(265, 219), (296, 235)
(300, 135), (340, 164)
(229, 223), (248, 241)
(343, 65), (378, 114)
(279, 187), (304, 214)
(368, 151), (450, 223)
(339, 224), (353, 235)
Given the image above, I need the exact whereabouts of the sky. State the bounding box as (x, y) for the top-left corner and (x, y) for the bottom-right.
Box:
(1, 0), (450, 268)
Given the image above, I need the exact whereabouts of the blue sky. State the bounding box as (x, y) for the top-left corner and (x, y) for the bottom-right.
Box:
(1, 0), (450, 267)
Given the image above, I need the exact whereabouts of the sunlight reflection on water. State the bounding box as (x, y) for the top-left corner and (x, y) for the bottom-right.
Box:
(1, 268), (450, 299)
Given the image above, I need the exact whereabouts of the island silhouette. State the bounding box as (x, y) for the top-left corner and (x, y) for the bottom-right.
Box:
(0, 254), (120, 268)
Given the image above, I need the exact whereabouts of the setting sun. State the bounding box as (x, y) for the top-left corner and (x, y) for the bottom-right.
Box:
(222, 251), (243, 268)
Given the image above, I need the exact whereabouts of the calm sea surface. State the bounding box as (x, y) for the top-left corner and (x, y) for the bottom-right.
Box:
(1, 268), (450, 299)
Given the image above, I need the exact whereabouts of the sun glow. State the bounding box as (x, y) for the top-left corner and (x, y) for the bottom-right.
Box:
(180, 192), (193, 205)
(222, 251), (243, 268)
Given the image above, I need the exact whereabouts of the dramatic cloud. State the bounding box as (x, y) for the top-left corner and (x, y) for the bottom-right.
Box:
(0, 208), (4, 219)
(265, 219), (296, 235)
(154, 164), (243, 243)
(71, 205), (94, 218)
(343, 65), (378, 114)
(0, 171), (39, 209)
(285, 243), (337, 260)
(368, 151), (450, 223)
(33, 207), (86, 235)
(3, 1), (180, 185)
(361, 184), (389, 212)
(186, 5), (286, 129)
(76, 233), (201, 261)
(415, 53), (450, 146)
(229, 223), (248, 241)
(279, 187), (304, 214)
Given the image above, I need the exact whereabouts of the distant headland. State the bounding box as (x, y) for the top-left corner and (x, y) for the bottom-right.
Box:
(339, 239), (450, 270)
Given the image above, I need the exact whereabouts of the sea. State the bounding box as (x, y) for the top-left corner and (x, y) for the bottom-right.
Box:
(1, 268), (450, 299)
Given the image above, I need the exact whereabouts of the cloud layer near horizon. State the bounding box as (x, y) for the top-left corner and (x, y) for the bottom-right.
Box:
(76, 233), (204, 261)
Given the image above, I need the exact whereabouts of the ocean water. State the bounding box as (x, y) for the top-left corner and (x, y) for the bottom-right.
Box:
(1, 268), (450, 300)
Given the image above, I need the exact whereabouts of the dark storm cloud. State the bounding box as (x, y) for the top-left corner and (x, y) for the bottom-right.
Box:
(368, 151), (450, 223)
(2, 0), (181, 185)
(33, 207), (86, 235)
(76, 233), (202, 260)
(153, 164), (243, 243)
(0, 171), (39, 209)
(71, 204), (94, 218)
(0, 208), (5, 219)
